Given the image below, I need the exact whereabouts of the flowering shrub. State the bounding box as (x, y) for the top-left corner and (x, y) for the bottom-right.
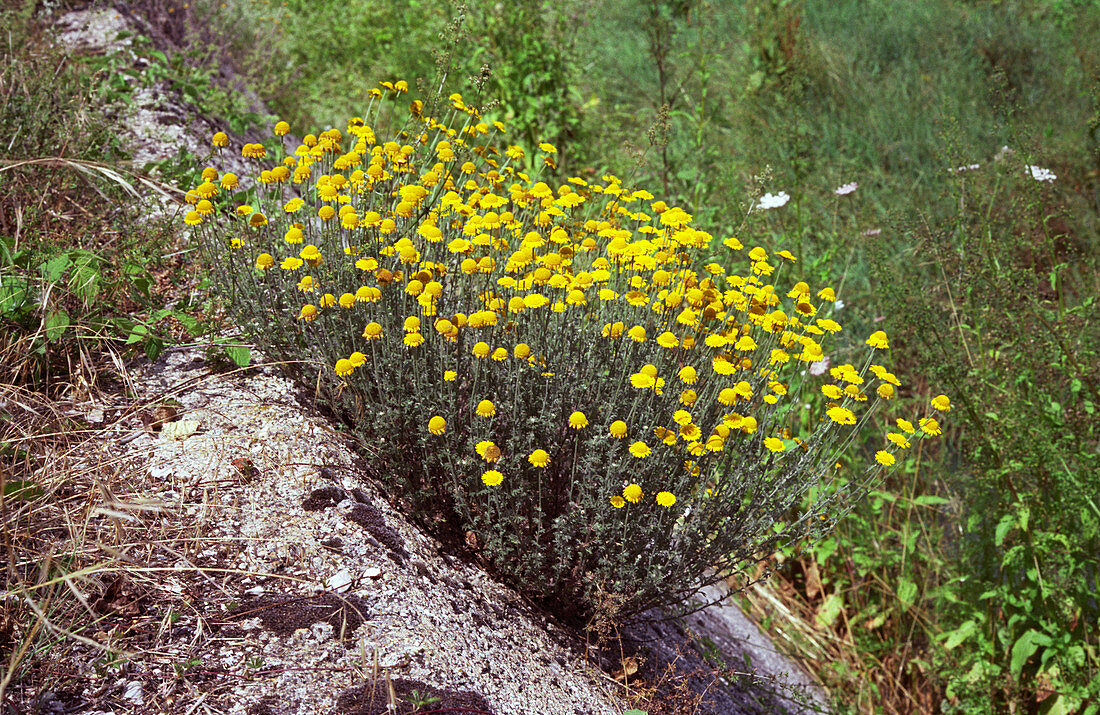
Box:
(189, 83), (948, 619)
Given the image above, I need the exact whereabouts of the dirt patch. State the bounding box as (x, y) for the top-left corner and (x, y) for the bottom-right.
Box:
(301, 486), (409, 561)
(225, 592), (372, 640)
(337, 677), (495, 715)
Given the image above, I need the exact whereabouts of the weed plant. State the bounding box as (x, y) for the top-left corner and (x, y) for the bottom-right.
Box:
(191, 85), (947, 620)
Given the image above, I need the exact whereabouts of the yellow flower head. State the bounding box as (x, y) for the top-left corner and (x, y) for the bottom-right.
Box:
(568, 411), (589, 429)
(334, 358), (353, 376)
(655, 491), (676, 508)
(622, 483), (643, 503)
(866, 330), (890, 350)
(428, 415), (446, 435)
(609, 420), (628, 439)
(875, 450), (896, 466)
(931, 394), (952, 412)
(528, 449), (550, 468)
(628, 441), (651, 458)
(610, 495), (626, 509)
(919, 417), (942, 436)
(476, 400), (496, 418)
(827, 406), (857, 425)
(481, 470), (503, 487)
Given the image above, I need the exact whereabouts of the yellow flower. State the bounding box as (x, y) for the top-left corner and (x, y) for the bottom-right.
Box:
(679, 389), (697, 406)
(656, 331), (679, 349)
(476, 441), (502, 463)
(627, 326), (647, 342)
(764, 437), (786, 453)
(212, 131), (228, 147)
(514, 343), (531, 359)
(362, 322), (383, 340)
(887, 433), (911, 449)
(298, 304), (317, 321)
(610, 496), (626, 508)
(334, 359), (353, 376)
(428, 416), (446, 435)
(404, 316), (421, 333)
(481, 470), (503, 487)
(528, 449), (550, 468)
(919, 417), (942, 436)
(274, 121), (290, 136)
(568, 411), (589, 429)
(655, 491), (676, 508)
(622, 483), (643, 503)
(875, 450), (896, 466)
(678, 366), (698, 384)
(184, 210), (202, 226)
(476, 400), (496, 418)
(404, 332), (425, 347)
(866, 330), (890, 350)
(877, 384), (895, 400)
(491, 347), (508, 361)
(931, 394), (952, 412)
(255, 253), (274, 271)
(339, 293), (356, 308)
(609, 420), (628, 439)
(349, 351), (366, 367)
(630, 372), (656, 389)
(897, 418), (915, 434)
(472, 342), (490, 359)
(444, 370), (457, 382)
(827, 406), (857, 425)
(628, 441), (651, 458)
(297, 276), (315, 292)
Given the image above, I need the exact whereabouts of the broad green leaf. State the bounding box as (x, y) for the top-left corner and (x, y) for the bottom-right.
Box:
(39, 252), (71, 282)
(0, 275), (30, 312)
(224, 345), (251, 367)
(1010, 629), (1052, 677)
(995, 512), (1016, 547)
(814, 593), (844, 628)
(3, 480), (43, 501)
(44, 310), (70, 341)
(70, 254), (101, 305)
(897, 578), (918, 612)
(943, 620), (977, 650)
(914, 495), (950, 506)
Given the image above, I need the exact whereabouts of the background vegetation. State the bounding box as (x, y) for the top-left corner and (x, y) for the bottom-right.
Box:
(3, 0), (1097, 712)
(199, 0), (1100, 710)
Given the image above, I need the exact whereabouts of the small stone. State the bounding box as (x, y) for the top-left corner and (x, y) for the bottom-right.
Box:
(123, 680), (144, 706)
(364, 566), (382, 579)
(327, 569), (353, 593)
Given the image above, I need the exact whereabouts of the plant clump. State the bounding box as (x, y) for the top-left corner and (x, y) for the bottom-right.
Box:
(190, 83), (947, 620)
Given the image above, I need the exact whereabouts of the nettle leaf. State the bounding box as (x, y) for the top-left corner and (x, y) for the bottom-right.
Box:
(3, 480), (44, 501)
(897, 577), (918, 612)
(224, 345), (251, 367)
(942, 619), (978, 650)
(814, 593), (844, 628)
(39, 252), (72, 282)
(44, 310), (70, 341)
(1011, 629), (1053, 677)
(70, 252), (102, 305)
(995, 512), (1017, 547)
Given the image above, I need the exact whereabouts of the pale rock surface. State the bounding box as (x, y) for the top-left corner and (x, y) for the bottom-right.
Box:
(116, 347), (625, 714)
